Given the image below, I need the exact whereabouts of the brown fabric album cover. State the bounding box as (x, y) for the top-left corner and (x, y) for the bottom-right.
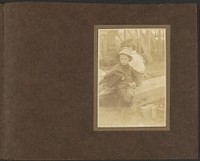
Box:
(0, 2), (198, 160)
(0, 4), (3, 160)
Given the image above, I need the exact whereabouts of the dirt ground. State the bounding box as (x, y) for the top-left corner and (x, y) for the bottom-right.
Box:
(98, 100), (166, 127)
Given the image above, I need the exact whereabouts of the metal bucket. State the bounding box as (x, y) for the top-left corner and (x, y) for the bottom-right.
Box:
(141, 104), (157, 120)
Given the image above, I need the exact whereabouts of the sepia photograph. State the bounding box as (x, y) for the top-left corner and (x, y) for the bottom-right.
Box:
(94, 25), (170, 130)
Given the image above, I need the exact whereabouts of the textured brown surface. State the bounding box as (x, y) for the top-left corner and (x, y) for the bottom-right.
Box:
(2, 3), (198, 160)
(0, 4), (3, 160)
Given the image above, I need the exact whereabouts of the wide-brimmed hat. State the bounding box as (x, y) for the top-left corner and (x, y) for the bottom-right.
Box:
(117, 48), (132, 62)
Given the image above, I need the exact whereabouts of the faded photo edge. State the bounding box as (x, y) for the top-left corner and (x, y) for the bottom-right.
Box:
(93, 25), (170, 131)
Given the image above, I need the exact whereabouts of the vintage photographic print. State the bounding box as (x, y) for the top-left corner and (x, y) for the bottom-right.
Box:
(94, 25), (170, 130)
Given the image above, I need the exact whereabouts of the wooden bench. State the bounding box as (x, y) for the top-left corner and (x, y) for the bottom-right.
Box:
(134, 75), (165, 108)
(99, 75), (166, 108)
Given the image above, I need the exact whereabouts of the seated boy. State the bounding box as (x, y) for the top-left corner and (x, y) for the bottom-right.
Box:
(120, 39), (145, 86)
(99, 48), (139, 108)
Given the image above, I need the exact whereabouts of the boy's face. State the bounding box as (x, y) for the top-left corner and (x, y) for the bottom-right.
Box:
(119, 54), (130, 65)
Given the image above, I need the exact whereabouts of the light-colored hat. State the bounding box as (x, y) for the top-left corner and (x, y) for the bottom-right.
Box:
(117, 48), (133, 61)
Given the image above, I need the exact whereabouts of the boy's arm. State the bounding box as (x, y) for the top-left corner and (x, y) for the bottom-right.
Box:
(131, 67), (143, 87)
(104, 70), (116, 79)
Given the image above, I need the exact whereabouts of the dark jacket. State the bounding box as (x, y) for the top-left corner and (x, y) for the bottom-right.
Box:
(99, 63), (137, 96)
